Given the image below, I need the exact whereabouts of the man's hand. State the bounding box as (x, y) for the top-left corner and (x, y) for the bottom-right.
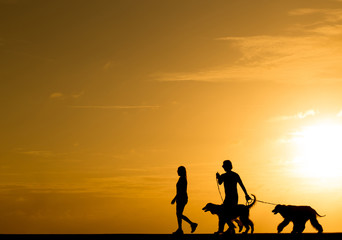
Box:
(216, 172), (220, 179)
(245, 194), (252, 202)
(171, 198), (176, 205)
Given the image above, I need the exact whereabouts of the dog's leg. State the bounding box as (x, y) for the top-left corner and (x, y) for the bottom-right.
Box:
(234, 219), (243, 232)
(310, 217), (323, 233)
(277, 219), (290, 233)
(292, 221), (305, 234)
(297, 223), (305, 234)
(250, 220), (254, 234)
(225, 220), (236, 234)
(239, 216), (249, 234)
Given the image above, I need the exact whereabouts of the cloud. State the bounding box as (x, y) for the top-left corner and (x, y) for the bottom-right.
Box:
(49, 92), (64, 99)
(0, 184), (101, 196)
(85, 174), (174, 198)
(288, 8), (342, 35)
(50, 91), (85, 100)
(71, 91), (85, 99)
(156, 8), (342, 84)
(288, 8), (342, 22)
(20, 150), (55, 157)
(69, 105), (160, 109)
(119, 168), (149, 172)
(288, 8), (324, 16)
(269, 110), (317, 122)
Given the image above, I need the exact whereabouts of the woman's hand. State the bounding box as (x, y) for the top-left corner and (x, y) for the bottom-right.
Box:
(171, 197), (176, 205)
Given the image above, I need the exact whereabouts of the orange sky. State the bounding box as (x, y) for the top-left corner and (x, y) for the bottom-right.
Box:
(1, 0), (342, 234)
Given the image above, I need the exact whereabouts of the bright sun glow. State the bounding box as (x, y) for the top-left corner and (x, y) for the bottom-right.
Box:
(292, 122), (342, 179)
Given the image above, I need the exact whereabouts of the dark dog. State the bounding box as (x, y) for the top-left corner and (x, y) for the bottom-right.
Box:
(202, 195), (256, 234)
(272, 204), (324, 234)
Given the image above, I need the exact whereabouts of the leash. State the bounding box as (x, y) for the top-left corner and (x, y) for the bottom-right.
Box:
(245, 197), (277, 206)
(216, 174), (277, 206)
(216, 178), (224, 203)
(256, 199), (278, 206)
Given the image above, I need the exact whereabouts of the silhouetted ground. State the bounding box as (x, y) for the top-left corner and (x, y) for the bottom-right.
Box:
(0, 233), (341, 240)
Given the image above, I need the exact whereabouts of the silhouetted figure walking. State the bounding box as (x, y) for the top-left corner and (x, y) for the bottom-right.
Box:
(216, 160), (251, 232)
(171, 166), (198, 235)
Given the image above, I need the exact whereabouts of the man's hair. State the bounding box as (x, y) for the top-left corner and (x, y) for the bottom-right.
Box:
(223, 160), (232, 170)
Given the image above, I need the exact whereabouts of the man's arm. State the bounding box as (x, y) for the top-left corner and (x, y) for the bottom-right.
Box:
(237, 175), (251, 201)
(216, 172), (223, 185)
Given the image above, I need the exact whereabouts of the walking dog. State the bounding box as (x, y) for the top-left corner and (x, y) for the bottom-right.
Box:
(272, 204), (324, 233)
(202, 194), (256, 234)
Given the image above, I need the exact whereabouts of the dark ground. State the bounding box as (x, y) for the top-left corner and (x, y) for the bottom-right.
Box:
(0, 233), (341, 240)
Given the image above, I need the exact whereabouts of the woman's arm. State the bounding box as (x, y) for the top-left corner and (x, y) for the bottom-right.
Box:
(171, 195), (177, 204)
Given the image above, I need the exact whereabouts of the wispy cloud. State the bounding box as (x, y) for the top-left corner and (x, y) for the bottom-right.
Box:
(156, 8), (342, 84)
(288, 8), (324, 16)
(50, 91), (84, 99)
(0, 184), (100, 195)
(288, 8), (342, 22)
(69, 105), (160, 109)
(269, 110), (317, 122)
(71, 91), (84, 99)
(86, 174), (174, 198)
(49, 92), (64, 99)
(288, 8), (342, 36)
(20, 150), (55, 157)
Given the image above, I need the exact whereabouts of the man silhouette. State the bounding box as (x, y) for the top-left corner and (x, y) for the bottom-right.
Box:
(216, 160), (251, 233)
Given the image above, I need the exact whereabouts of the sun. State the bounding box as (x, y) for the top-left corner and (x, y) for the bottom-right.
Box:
(291, 122), (342, 179)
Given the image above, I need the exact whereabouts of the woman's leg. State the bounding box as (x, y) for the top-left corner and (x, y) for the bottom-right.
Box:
(176, 202), (186, 230)
(176, 200), (198, 233)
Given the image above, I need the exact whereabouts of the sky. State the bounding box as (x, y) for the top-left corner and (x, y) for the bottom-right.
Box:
(1, 0), (342, 234)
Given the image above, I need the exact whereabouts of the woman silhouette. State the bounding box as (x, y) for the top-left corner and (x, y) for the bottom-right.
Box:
(171, 166), (198, 234)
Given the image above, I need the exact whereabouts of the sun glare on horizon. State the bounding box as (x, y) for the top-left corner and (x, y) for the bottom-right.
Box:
(291, 122), (342, 180)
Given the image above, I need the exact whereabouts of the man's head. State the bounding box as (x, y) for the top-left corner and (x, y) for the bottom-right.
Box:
(222, 160), (232, 172)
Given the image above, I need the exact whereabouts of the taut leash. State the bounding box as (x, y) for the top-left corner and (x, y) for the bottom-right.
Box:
(256, 199), (278, 206)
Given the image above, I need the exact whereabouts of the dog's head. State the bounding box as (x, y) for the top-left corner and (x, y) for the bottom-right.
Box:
(202, 203), (221, 215)
(272, 204), (285, 215)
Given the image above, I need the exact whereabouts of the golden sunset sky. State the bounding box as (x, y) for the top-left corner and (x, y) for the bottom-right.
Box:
(1, 0), (342, 234)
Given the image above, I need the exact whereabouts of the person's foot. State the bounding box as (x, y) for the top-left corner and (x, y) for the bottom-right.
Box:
(172, 229), (183, 235)
(191, 223), (198, 233)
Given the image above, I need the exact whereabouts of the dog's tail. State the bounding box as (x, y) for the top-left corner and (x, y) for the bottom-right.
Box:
(316, 211), (326, 218)
(246, 194), (256, 209)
